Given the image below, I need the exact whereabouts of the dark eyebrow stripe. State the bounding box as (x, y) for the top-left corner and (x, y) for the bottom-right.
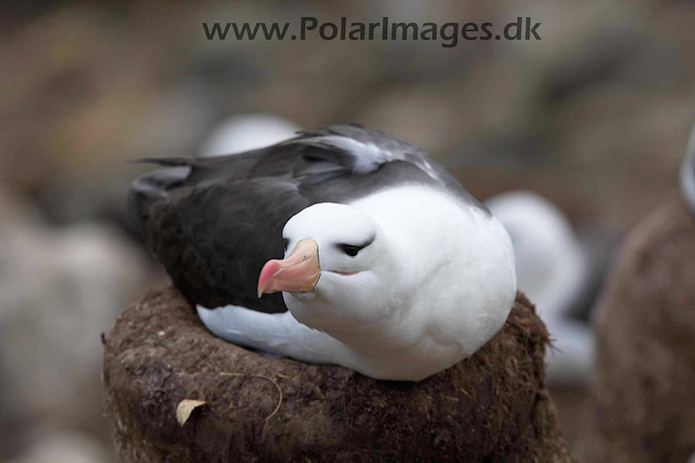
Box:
(356, 233), (376, 249)
(335, 233), (376, 252)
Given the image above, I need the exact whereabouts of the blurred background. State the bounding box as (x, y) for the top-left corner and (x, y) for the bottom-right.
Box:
(1, 1), (695, 461)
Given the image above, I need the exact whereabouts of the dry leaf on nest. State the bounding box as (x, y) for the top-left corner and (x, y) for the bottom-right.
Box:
(176, 399), (207, 426)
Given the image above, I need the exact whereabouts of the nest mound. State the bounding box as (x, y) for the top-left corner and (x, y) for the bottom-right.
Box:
(103, 287), (573, 462)
(578, 195), (695, 463)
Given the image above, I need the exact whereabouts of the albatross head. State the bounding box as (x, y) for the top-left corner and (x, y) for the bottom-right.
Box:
(257, 203), (398, 333)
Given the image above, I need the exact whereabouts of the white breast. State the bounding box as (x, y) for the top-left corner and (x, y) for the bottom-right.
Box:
(344, 186), (517, 379)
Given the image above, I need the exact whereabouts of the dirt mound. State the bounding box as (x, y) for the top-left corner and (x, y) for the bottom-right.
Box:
(103, 287), (572, 462)
(578, 194), (695, 462)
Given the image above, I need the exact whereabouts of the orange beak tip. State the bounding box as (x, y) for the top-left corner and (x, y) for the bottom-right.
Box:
(257, 238), (320, 297)
(257, 259), (281, 298)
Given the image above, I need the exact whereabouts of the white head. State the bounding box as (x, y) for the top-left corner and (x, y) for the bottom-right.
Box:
(257, 203), (399, 335)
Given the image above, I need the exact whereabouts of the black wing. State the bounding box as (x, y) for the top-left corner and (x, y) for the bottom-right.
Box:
(129, 124), (485, 312)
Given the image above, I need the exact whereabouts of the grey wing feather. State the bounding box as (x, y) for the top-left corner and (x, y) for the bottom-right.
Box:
(292, 124), (435, 175)
(289, 124), (487, 211)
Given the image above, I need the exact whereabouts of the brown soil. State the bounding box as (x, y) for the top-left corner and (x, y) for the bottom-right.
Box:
(577, 194), (695, 462)
(103, 287), (573, 462)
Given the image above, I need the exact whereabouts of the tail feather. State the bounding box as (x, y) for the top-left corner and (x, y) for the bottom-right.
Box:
(127, 164), (193, 232)
(681, 124), (695, 217)
(130, 156), (199, 167)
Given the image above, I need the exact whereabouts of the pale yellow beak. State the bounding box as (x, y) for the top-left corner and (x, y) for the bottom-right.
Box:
(257, 238), (320, 297)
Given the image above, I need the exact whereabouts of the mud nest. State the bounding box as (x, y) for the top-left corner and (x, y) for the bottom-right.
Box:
(577, 194), (695, 463)
(102, 287), (573, 462)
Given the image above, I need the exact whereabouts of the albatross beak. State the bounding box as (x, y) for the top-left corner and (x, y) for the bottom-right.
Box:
(257, 238), (320, 297)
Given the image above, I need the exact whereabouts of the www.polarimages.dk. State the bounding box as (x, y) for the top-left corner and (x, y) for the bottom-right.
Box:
(203, 17), (542, 48)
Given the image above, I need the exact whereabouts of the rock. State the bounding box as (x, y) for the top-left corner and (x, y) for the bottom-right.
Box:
(103, 286), (573, 462)
(577, 194), (695, 462)
(0, 219), (148, 425)
(0, 187), (150, 457)
(9, 432), (113, 463)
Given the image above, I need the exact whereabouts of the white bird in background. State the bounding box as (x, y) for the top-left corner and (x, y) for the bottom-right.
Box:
(199, 113), (300, 157)
(486, 191), (594, 385)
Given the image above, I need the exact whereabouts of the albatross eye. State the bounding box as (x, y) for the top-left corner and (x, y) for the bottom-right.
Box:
(339, 244), (361, 257)
(283, 238), (289, 252)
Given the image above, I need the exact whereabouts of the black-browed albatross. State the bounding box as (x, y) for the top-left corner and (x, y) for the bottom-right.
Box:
(130, 124), (516, 381)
